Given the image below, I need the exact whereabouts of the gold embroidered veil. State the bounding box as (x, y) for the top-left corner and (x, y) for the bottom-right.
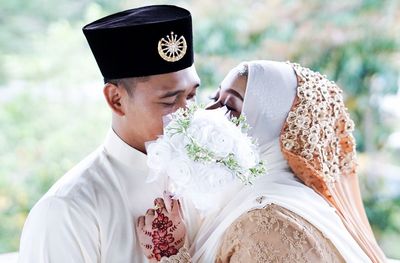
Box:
(280, 63), (386, 263)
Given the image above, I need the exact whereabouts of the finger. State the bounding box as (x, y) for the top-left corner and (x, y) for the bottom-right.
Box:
(176, 199), (185, 220)
(146, 208), (155, 216)
(163, 191), (174, 214)
(137, 216), (145, 229)
(154, 197), (165, 212)
(145, 209), (155, 227)
(170, 198), (181, 217)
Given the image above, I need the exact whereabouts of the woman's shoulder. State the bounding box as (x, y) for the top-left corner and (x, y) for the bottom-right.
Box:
(219, 204), (317, 245)
(216, 204), (344, 263)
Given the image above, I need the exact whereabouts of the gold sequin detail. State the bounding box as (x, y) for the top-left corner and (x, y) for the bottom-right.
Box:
(280, 63), (357, 192)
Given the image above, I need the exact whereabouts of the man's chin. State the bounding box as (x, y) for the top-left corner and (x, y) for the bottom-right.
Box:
(147, 133), (163, 142)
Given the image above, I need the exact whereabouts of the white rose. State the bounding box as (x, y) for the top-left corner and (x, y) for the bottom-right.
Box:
(192, 108), (214, 123)
(146, 138), (173, 171)
(188, 119), (236, 157)
(166, 156), (193, 188)
(190, 163), (235, 192)
(193, 108), (239, 131)
(188, 163), (210, 192)
(208, 130), (235, 157)
(235, 140), (258, 169)
(169, 132), (189, 150)
(187, 122), (212, 147)
(206, 164), (235, 189)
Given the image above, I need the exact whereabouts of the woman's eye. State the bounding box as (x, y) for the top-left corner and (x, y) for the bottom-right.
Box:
(225, 104), (236, 112)
(208, 95), (218, 102)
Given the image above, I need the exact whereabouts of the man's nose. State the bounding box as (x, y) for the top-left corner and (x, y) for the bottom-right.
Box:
(175, 98), (190, 110)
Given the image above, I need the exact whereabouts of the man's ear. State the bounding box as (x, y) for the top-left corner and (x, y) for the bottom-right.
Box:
(103, 83), (125, 116)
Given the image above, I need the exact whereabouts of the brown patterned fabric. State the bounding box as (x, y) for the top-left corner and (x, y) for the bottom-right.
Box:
(280, 63), (386, 262)
(216, 204), (345, 263)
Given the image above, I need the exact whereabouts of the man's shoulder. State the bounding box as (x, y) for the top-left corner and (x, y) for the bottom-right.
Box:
(43, 147), (115, 205)
(19, 193), (101, 261)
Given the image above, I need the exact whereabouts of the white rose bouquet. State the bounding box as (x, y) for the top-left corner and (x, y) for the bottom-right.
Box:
(146, 104), (266, 211)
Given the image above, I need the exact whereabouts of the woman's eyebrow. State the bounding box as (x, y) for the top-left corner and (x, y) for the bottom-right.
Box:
(226, 88), (244, 101)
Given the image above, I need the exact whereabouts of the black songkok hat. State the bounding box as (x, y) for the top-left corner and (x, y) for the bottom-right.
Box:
(83, 5), (193, 79)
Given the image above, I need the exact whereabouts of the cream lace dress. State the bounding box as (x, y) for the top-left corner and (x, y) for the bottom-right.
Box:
(162, 203), (345, 263)
(216, 204), (344, 263)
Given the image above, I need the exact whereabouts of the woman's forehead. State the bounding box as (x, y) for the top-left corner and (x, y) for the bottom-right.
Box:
(221, 68), (240, 88)
(221, 72), (247, 98)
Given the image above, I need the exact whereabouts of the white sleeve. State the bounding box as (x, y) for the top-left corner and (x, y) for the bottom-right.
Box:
(18, 196), (100, 263)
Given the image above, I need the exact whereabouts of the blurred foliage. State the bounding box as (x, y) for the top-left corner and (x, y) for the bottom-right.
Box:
(361, 171), (400, 258)
(1, 0), (399, 258)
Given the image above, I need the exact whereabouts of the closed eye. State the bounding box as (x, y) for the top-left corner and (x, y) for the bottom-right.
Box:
(225, 104), (236, 112)
(160, 97), (178, 106)
(161, 102), (175, 106)
(209, 95), (218, 102)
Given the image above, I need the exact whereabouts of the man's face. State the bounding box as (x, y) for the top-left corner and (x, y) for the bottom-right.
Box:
(120, 65), (200, 152)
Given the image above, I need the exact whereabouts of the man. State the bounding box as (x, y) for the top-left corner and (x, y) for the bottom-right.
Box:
(19, 5), (200, 262)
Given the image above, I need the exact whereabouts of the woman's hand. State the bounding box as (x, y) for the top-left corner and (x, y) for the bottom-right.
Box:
(136, 192), (186, 262)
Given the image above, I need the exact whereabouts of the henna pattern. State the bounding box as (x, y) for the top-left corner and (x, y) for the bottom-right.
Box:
(151, 212), (181, 261)
(143, 243), (154, 253)
(152, 213), (173, 231)
(174, 236), (185, 246)
(137, 196), (186, 262)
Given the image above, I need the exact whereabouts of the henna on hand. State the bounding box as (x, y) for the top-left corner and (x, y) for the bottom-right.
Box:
(136, 192), (186, 262)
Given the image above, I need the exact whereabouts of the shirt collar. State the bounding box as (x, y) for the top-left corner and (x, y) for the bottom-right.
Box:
(103, 129), (148, 172)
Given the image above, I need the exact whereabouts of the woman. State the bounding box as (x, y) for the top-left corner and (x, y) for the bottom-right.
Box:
(137, 61), (386, 262)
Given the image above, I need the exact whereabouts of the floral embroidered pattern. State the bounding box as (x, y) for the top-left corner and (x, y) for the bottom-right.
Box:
(217, 204), (345, 263)
(252, 241), (280, 263)
(253, 209), (277, 234)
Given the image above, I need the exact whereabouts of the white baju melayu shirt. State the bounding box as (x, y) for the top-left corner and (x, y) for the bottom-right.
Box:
(19, 129), (166, 263)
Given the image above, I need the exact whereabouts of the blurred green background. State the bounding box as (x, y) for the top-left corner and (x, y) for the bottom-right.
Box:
(1, 0), (399, 259)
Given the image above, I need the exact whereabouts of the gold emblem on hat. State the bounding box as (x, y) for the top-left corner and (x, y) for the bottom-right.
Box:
(158, 32), (187, 62)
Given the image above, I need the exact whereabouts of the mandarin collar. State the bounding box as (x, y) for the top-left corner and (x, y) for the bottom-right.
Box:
(103, 129), (148, 172)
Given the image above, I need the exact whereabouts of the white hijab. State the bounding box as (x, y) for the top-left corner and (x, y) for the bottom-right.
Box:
(187, 60), (370, 262)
